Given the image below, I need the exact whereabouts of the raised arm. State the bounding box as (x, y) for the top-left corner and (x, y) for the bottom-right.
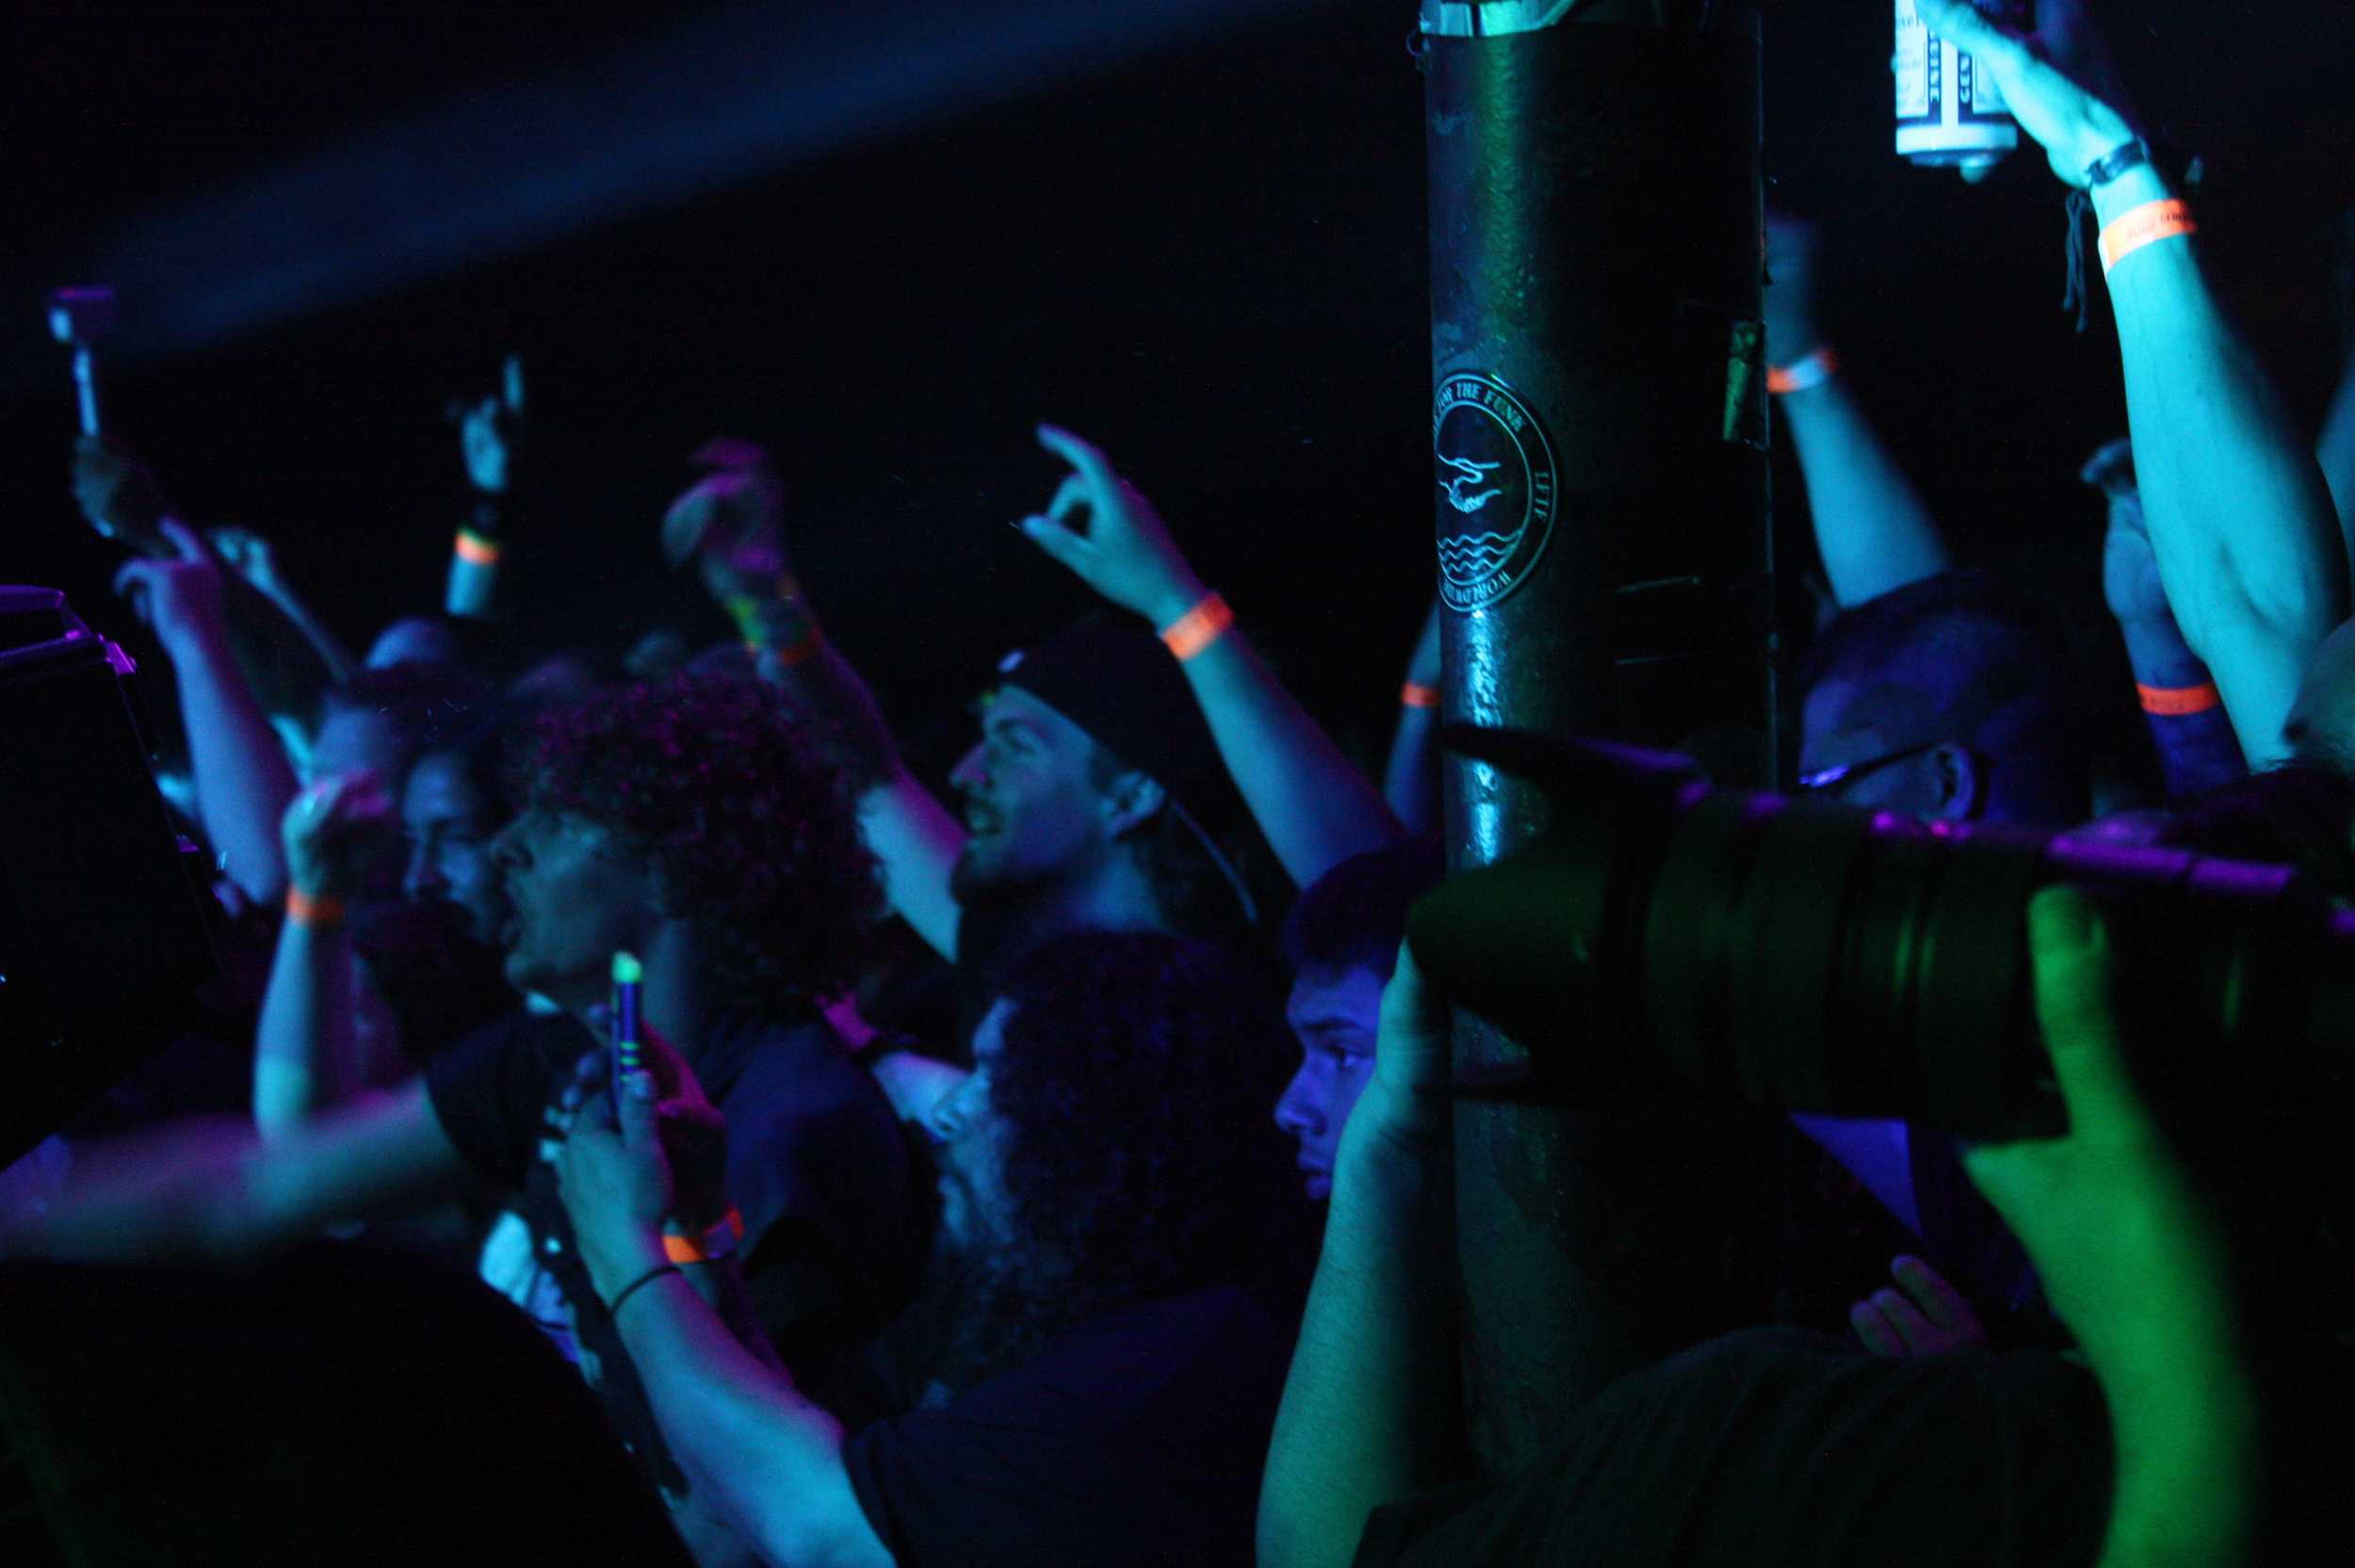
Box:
(1765, 214), (1955, 608)
(1925, 0), (2348, 768)
(253, 771), (400, 1134)
(1258, 947), (1455, 1568)
(557, 1070), (892, 1568)
(112, 518), (300, 906)
(1020, 423), (1403, 889)
(666, 438), (967, 960)
(211, 526), (361, 687)
(2315, 217), (2355, 553)
(2082, 439), (2246, 800)
(1383, 600), (1443, 836)
(445, 355), (525, 620)
(0, 1078), (471, 1264)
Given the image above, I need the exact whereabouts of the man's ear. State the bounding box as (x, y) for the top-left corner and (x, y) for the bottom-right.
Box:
(1098, 769), (1168, 839)
(1928, 742), (1982, 821)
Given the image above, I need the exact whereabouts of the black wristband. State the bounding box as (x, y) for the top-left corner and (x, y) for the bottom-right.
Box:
(2084, 137), (2152, 189)
(605, 1262), (682, 1321)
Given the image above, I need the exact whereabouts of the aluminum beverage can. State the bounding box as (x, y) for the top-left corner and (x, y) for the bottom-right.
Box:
(1894, 0), (2022, 171)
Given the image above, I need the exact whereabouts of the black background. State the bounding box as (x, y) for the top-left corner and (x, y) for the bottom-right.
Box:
(4, 2), (2350, 771)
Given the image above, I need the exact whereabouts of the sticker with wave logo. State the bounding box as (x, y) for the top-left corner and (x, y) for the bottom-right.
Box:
(1433, 372), (1555, 611)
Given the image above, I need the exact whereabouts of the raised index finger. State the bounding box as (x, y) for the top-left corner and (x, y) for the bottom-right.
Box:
(1035, 423), (1119, 495)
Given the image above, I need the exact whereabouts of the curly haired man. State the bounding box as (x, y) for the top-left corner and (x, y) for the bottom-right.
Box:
(6, 672), (928, 1557)
(556, 929), (1303, 1568)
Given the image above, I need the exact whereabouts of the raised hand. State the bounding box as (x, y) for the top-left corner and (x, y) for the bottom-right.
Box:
(72, 432), (175, 555)
(1915, 0), (2139, 187)
(1337, 945), (1454, 1161)
(280, 769), (394, 902)
(1763, 211), (1827, 362)
(112, 519), (231, 654)
(1018, 424), (1208, 629)
(451, 354), (526, 496)
(662, 439), (792, 602)
(208, 526), (283, 597)
(1849, 1254), (1988, 1357)
(556, 1071), (680, 1301)
(563, 1012), (730, 1233)
(1962, 887), (2234, 1378)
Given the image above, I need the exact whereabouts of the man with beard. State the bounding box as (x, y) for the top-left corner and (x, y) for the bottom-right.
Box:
(556, 929), (1300, 1568)
(6, 672), (926, 1557)
(666, 429), (1400, 1021)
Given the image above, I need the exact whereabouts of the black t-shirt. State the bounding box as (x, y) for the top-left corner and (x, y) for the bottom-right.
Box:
(424, 1005), (929, 1484)
(1352, 1328), (2110, 1568)
(842, 1284), (1291, 1568)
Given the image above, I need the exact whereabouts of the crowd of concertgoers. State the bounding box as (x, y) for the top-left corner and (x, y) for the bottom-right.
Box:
(6, 3), (2355, 1563)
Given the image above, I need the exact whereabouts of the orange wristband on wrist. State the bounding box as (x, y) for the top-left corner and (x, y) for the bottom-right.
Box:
(661, 1206), (746, 1265)
(1766, 347), (1840, 396)
(2137, 680), (2222, 717)
(454, 527), (502, 567)
(1400, 681), (1440, 710)
(1159, 591), (1235, 662)
(2099, 199), (2198, 275)
(285, 889), (347, 928)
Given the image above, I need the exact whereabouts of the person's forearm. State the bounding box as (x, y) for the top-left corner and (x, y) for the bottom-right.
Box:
(446, 501), (505, 620)
(1155, 590), (1403, 889)
(445, 551), (498, 619)
(253, 917), (361, 1136)
(1259, 1090), (1454, 1568)
(2100, 168), (2349, 768)
(1383, 704), (1440, 838)
(2115, 616), (2246, 800)
(2315, 331), (2355, 554)
(1780, 375), (1956, 609)
(857, 769), (966, 962)
(612, 1266), (869, 1566)
(2093, 1367), (2260, 1568)
(250, 575), (361, 686)
(735, 589), (967, 959)
(167, 622), (300, 904)
(2084, 1294), (2261, 1568)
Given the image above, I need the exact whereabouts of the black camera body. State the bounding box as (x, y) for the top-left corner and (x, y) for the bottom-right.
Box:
(1408, 731), (2355, 1140)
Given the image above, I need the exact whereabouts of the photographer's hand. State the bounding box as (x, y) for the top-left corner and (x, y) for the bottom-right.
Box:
(1965, 886), (2256, 1568)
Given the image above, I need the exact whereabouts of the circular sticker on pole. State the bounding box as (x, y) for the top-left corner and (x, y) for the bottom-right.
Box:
(1433, 372), (1556, 612)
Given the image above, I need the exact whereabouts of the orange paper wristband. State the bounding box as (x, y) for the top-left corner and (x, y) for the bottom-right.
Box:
(1160, 591), (1235, 662)
(662, 1206), (746, 1264)
(2137, 680), (2221, 717)
(454, 527), (502, 567)
(1400, 681), (1440, 709)
(1766, 346), (1840, 396)
(2099, 199), (2198, 275)
(285, 889), (347, 928)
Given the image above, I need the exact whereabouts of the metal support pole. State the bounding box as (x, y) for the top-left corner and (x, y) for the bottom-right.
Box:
(1421, 0), (1779, 1472)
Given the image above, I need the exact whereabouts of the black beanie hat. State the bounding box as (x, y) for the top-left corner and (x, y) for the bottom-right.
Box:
(991, 616), (1234, 830)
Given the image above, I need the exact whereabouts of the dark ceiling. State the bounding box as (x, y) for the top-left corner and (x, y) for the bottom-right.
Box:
(5, 1), (2349, 756)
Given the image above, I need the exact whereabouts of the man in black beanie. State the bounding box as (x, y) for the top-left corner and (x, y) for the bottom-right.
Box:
(943, 616), (1259, 996)
(667, 428), (1400, 1003)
